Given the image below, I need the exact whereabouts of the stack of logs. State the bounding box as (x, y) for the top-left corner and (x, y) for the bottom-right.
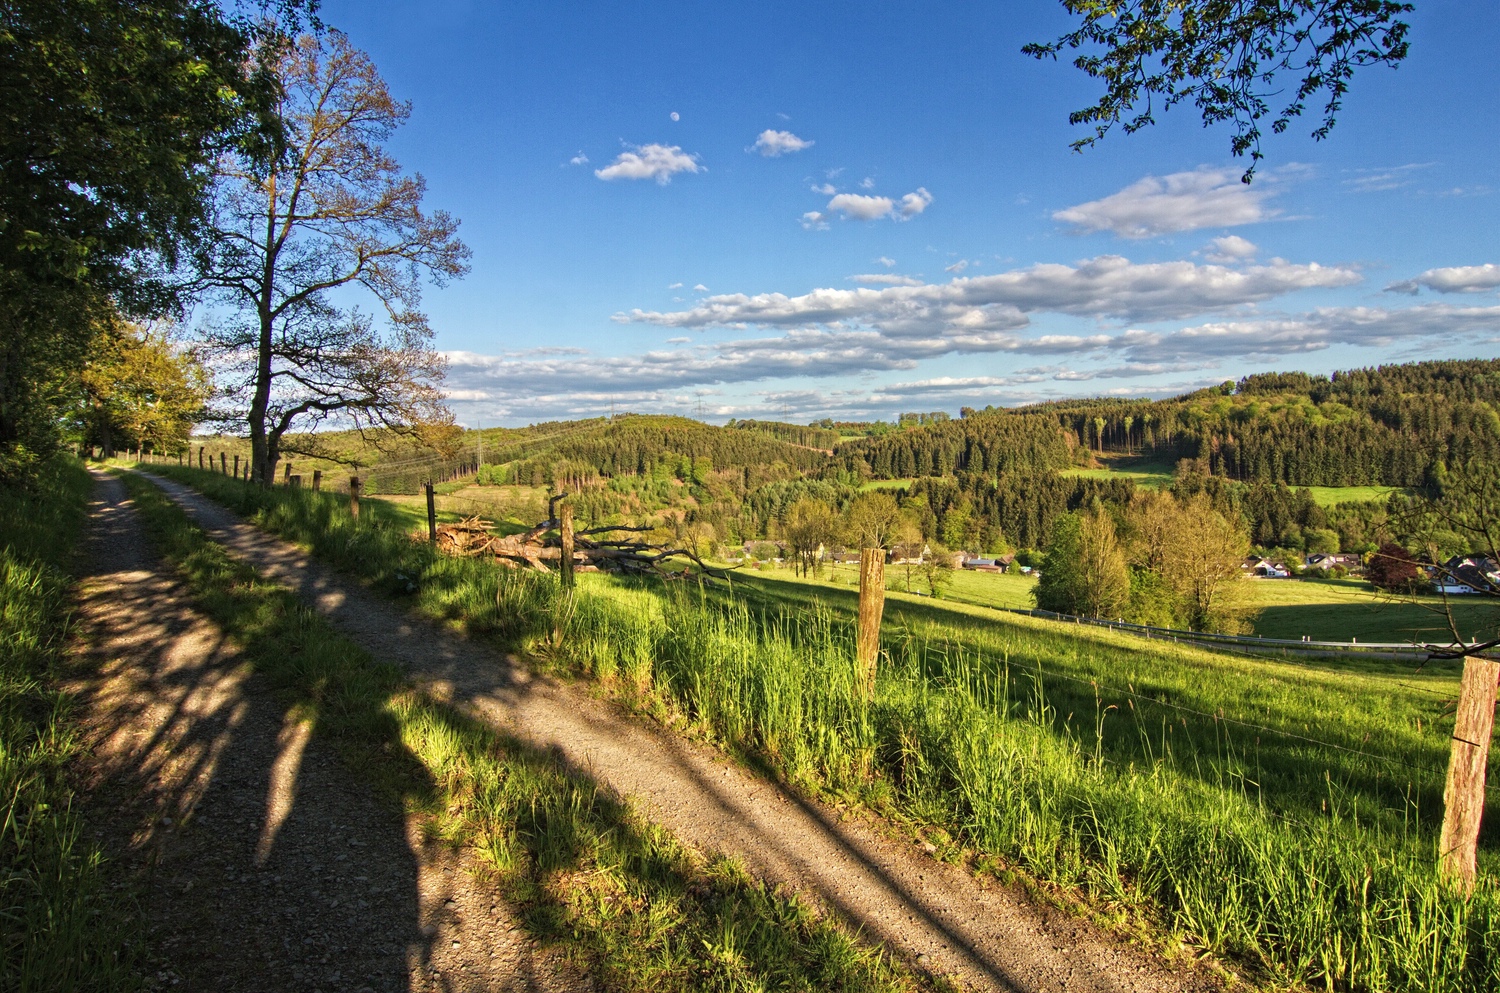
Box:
(433, 494), (725, 579)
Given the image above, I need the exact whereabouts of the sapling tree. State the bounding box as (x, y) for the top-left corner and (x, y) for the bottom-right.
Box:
(196, 30), (470, 485)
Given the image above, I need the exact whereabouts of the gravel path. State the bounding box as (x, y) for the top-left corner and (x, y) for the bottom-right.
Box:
(69, 471), (588, 993)
(140, 471), (1222, 993)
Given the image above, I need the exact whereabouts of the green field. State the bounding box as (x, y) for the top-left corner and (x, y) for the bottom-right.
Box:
(857, 477), (917, 492)
(147, 465), (1500, 992)
(1060, 459), (1176, 488)
(1302, 484), (1401, 506)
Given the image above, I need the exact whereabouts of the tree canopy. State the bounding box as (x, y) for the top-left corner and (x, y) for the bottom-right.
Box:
(1026, 1), (1414, 179)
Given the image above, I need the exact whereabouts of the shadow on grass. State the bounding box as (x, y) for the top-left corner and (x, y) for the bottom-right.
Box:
(118, 470), (927, 993)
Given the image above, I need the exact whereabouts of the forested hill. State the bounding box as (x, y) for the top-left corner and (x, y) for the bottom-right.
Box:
(849, 359), (1500, 487)
(492, 415), (832, 486)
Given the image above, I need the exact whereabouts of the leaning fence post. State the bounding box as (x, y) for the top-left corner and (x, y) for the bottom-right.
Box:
(425, 480), (437, 542)
(349, 476), (361, 520)
(559, 501), (575, 590)
(1440, 655), (1499, 892)
(856, 547), (886, 698)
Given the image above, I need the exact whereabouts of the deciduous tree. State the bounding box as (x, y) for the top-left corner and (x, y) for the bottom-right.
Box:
(196, 30), (470, 485)
(79, 316), (211, 456)
(1035, 509), (1131, 618)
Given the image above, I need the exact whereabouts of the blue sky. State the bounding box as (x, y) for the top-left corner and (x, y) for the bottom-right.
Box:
(318, 0), (1500, 425)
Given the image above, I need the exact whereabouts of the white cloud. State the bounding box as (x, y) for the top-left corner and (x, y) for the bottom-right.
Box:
(876, 256), (896, 268)
(750, 129), (814, 156)
(859, 177), (875, 189)
(811, 182), (837, 195)
(693, 283), (709, 292)
(820, 187), (932, 223)
(1344, 163), (1431, 193)
(898, 188), (933, 219)
(620, 255), (1360, 331)
(595, 143), (702, 184)
(825, 167), (844, 179)
(1054, 167), (1278, 239)
(944, 260), (969, 274)
(827, 193), (895, 221)
(849, 274), (925, 286)
(801, 211), (828, 231)
(568, 151), (589, 166)
(1386, 264), (1500, 295)
(670, 111), (680, 122)
(1204, 235), (1258, 262)
(666, 336), (691, 343)
(1113, 304), (1500, 362)
(668, 282), (683, 289)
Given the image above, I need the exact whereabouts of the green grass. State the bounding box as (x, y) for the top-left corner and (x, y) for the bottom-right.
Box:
(1, 458), (140, 991)
(121, 469), (931, 993)
(150, 465), (1500, 992)
(1245, 577), (1498, 643)
(858, 478), (916, 492)
(1303, 485), (1400, 507)
(1061, 460), (1176, 488)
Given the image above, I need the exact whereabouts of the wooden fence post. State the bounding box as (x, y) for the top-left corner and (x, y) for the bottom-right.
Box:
(559, 501), (575, 589)
(220, 452), (227, 474)
(283, 462), (292, 485)
(233, 455), (240, 478)
(425, 480), (437, 542)
(856, 548), (886, 697)
(312, 469), (321, 492)
(349, 476), (361, 520)
(1440, 655), (1499, 892)
(198, 448), (204, 469)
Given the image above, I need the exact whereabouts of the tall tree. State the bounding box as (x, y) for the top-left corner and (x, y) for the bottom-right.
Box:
(1035, 509), (1131, 619)
(197, 30), (470, 485)
(0, 0), (307, 476)
(1026, 1), (1413, 179)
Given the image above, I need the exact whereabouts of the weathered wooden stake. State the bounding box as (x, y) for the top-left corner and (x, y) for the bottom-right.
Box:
(856, 548), (886, 697)
(233, 455), (240, 478)
(283, 462), (292, 485)
(425, 480), (437, 542)
(220, 452), (227, 475)
(312, 469), (322, 492)
(559, 501), (575, 590)
(198, 448), (204, 469)
(349, 476), (361, 520)
(1440, 655), (1499, 892)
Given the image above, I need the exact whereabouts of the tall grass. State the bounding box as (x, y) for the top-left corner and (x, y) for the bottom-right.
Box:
(152, 465), (1500, 992)
(0, 458), (138, 991)
(123, 470), (927, 993)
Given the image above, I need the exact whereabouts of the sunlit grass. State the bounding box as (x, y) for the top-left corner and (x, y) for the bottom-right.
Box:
(151, 465), (1500, 992)
(123, 470), (930, 993)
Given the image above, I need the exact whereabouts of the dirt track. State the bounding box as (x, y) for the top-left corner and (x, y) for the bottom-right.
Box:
(125, 470), (1221, 993)
(70, 472), (587, 992)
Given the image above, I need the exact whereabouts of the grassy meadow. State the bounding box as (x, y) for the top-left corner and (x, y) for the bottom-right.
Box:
(145, 462), (1500, 993)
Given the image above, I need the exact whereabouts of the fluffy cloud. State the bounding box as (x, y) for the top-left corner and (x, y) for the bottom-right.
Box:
(876, 256), (896, 268)
(1386, 264), (1500, 295)
(750, 129), (814, 156)
(827, 193), (895, 221)
(1055, 167), (1278, 239)
(800, 211), (828, 231)
(820, 187), (932, 223)
(899, 188), (933, 218)
(693, 283), (709, 292)
(1204, 235), (1257, 262)
(619, 255), (1360, 330)
(568, 151), (589, 166)
(944, 260), (969, 274)
(594, 144), (702, 184)
(859, 177), (875, 189)
(811, 182), (837, 195)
